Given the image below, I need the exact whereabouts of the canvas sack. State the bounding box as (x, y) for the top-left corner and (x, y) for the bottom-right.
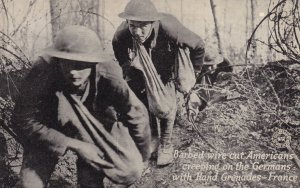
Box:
(174, 47), (196, 94)
(60, 93), (143, 185)
(132, 41), (175, 119)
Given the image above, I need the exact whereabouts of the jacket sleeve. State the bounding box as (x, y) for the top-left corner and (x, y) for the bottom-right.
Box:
(12, 57), (72, 155)
(112, 21), (131, 68)
(103, 63), (151, 161)
(161, 13), (205, 72)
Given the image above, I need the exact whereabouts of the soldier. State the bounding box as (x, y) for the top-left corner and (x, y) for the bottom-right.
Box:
(12, 25), (151, 187)
(113, 0), (205, 166)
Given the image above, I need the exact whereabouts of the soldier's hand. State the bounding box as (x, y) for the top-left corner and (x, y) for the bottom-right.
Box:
(68, 139), (114, 170)
(187, 92), (201, 123)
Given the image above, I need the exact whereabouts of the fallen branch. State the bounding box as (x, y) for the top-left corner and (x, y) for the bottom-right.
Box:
(0, 120), (22, 146)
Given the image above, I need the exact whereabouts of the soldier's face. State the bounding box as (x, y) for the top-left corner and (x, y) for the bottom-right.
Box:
(128, 20), (153, 43)
(58, 59), (93, 88)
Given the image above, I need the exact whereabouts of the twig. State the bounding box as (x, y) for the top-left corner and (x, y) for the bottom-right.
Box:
(190, 121), (217, 151)
(1, 0), (9, 34)
(245, 0), (287, 63)
(32, 10), (116, 55)
(0, 31), (31, 65)
(0, 46), (30, 67)
(260, 69), (282, 107)
(10, 0), (37, 36)
(0, 120), (22, 146)
(286, 144), (300, 169)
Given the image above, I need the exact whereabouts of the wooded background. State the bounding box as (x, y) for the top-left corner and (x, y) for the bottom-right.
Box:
(0, 0), (282, 65)
(1, 1), (299, 187)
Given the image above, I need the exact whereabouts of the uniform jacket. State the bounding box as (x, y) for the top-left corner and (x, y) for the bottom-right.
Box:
(12, 56), (151, 160)
(112, 13), (205, 85)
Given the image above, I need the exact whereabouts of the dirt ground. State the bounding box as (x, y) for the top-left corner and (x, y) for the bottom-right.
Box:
(1, 63), (300, 188)
(47, 93), (300, 188)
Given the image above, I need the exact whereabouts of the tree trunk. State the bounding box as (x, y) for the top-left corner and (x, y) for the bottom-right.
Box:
(98, 0), (105, 48)
(209, 0), (224, 55)
(49, 0), (100, 41)
(250, 0), (257, 56)
(1, 0), (10, 34)
(246, 0), (249, 40)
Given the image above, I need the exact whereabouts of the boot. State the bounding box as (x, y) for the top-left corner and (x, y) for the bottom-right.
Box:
(157, 144), (174, 166)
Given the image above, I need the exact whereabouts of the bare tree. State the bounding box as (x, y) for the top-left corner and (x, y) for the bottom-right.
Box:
(246, 0), (249, 40)
(49, 0), (101, 40)
(98, 0), (105, 45)
(247, 0), (299, 63)
(250, 0), (257, 56)
(209, 0), (225, 55)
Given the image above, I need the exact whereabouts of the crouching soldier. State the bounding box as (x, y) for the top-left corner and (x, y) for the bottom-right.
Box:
(12, 25), (151, 188)
(113, 0), (205, 166)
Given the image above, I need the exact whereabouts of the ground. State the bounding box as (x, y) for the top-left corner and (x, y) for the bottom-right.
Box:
(0, 61), (300, 187)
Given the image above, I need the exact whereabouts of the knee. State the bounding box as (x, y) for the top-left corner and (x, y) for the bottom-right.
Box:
(19, 168), (44, 188)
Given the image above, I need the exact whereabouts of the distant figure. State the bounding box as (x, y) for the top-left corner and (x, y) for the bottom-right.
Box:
(186, 54), (233, 123)
(12, 25), (151, 187)
(113, 0), (205, 166)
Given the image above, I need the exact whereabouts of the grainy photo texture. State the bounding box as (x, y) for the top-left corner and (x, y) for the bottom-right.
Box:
(0, 0), (299, 187)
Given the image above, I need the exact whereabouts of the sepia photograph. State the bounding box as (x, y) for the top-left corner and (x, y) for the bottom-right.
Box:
(0, 0), (299, 187)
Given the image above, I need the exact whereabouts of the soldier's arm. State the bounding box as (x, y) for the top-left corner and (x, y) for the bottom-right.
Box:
(112, 21), (131, 67)
(161, 13), (205, 72)
(12, 57), (72, 155)
(103, 63), (151, 162)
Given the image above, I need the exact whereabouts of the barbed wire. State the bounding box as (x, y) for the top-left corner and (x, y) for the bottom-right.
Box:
(247, 0), (300, 63)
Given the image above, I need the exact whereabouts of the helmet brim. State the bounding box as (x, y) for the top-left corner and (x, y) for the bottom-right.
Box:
(43, 46), (111, 63)
(118, 12), (162, 21)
